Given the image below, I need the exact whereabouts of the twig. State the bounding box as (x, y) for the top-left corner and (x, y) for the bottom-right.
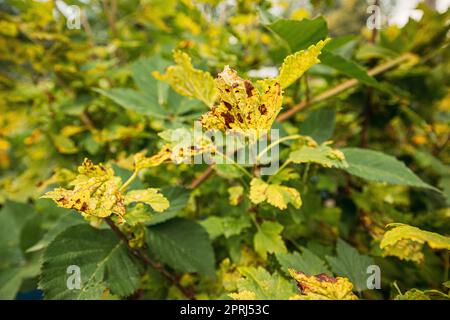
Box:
(104, 218), (196, 300)
(80, 9), (95, 48)
(188, 166), (214, 189)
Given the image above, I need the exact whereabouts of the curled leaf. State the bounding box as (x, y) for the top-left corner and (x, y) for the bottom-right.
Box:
(380, 223), (450, 263)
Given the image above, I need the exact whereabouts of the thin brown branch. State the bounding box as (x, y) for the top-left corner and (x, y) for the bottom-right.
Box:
(188, 166), (214, 189)
(104, 218), (196, 300)
(80, 9), (95, 47)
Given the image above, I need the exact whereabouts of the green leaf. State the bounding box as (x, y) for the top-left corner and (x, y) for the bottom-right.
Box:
(325, 239), (374, 292)
(131, 56), (167, 102)
(289, 144), (348, 168)
(95, 88), (167, 119)
(319, 51), (380, 87)
(201, 215), (251, 240)
(27, 213), (85, 253)
(39, 225), (140, 299)
(229, 266), (297, 300)
(254, 221), (287, 260)
(341, 148), (438, 191)
(0, 201), (39, 299)
(300, 108), (336, 144)
(276, 248), (330, 275)
(268, 17), (328, 52)
(146, 218), (215, 276)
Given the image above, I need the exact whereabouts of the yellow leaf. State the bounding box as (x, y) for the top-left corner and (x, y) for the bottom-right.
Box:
(152, 50), (216, 107)
(289, 269), (358, 300)
(380, 223), (450, 263)
(277, 39), (330, 89)
(229, 290), (256, 300)
(249, 178), (301, 210)
(228, 186), (244, 206)
(42, 159), (125, 222)
(125, 188), (170, 213)
(200, 66), (282, 135)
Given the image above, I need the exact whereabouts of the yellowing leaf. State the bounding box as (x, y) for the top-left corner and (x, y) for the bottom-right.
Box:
(229, 290), (256, 300)
(125, 188), (169, 213)
(201, 66), (282, 135)
(289, 269), (358, 300)
(289, 143), (348, 168)
(134, 147), (173, 170)
(42, 159), (125, 222)
(277, 39), (330, 89)
(152, 50), (216, 107)
(228, 186), (244, 206)
(249, 178), (301, 210)
(254, 221), (287, 260)
(380, 223), (450, 263)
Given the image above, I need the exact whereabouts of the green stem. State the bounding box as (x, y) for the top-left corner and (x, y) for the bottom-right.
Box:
(120, 169), (138, 192)
(267, 159), (292, 183)
(302, 163), (311, 185)
(256, 134), (302, 162)
(215, 150), (253, 178)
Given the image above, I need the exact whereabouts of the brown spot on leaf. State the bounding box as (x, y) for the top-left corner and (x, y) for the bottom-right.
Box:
(315, 273), (337, 283)
(80, 202), (88, 212)
(221, 112), (235, 129)
(223, 101), (232, 110)
(258, 104), (267, 115)
(244, 80), (254, 97)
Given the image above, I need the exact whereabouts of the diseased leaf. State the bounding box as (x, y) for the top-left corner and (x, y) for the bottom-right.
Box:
(125, 188), (169, 213)
(380, 223), (450, 263)
(201, 66), (282, 135)
(254, 221), (287, 260)
(341, 148), (438, 191)
(229, 267), (297, 300)
(152, 50), (216, 107)
(289, 269), (358, 300)
(42, 159), (126, 222)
